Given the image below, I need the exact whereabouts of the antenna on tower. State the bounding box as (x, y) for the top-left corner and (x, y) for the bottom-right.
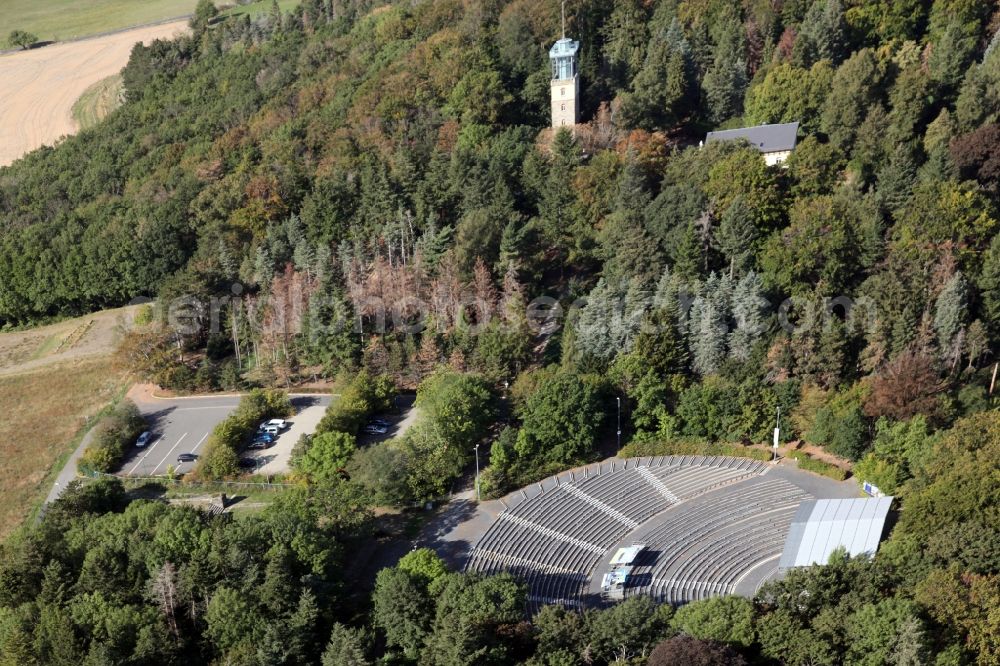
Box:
(561, 0), (566, 38)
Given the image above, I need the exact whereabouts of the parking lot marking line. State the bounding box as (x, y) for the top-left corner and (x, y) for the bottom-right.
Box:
(173, 433), (210, 474)
(190, 432), (210, 452)
(126, 436), (161, 476)
(151, 432), (188, 476)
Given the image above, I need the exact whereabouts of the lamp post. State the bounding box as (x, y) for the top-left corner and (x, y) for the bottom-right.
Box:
(474, 443), (481, 501)
(616, 396), (621, 453)
(773, 406), (781, 463)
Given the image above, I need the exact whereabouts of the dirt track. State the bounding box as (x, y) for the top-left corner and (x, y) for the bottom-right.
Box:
(0, 20), (189, 167)
(0, 305), (139, 377)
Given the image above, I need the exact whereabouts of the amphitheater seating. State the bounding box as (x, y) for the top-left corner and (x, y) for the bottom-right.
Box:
(633, 476), (812, 603)
(465, 456), (796, 614)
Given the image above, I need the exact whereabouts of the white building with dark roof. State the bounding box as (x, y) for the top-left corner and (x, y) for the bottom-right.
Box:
(705, 121), (800, 166)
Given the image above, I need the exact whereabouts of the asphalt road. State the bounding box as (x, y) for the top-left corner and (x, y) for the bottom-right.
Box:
(120, 393), (332, 477)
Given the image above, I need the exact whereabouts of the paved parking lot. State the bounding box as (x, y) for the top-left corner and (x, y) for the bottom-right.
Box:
(357, 393), (417, 445)
(242, 404), (327, 475)
(119, 394), (332, 477)
(241, 394), (418, 475)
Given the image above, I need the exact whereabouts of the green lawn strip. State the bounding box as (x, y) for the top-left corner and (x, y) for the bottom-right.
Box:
(4, 0), (197, 43)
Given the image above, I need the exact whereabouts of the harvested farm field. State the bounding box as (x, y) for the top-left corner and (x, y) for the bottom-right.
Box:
(0, 20), (189, 167)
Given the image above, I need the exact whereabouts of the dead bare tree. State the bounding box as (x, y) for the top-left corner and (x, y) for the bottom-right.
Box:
(149, 562), (180, 641)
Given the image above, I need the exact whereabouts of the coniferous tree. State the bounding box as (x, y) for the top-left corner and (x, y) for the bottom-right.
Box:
(268, 0), (282, 32)
(714, 196), (757, 278)
(191, 0), (219, 34)
(934, 271), (969, 355)
(954, 56), (997, 131)
(928, 16), (979, 91)
(673, 220), (706, 282)
(602, 0), (650, 86)
(621, 278), (653, 353)
(820, 48), (884, 152)
(790, 296), (847, 388)
(690, 297), (728, 376)
(218, 239), (238, 281)
(634, 268), (691, 377)
(321, 623), (370, 666)
(499, 261), (527, 325)
(634, 304), (688, 378)
(920, 110), (960, 183)
(537, 129), (582, 256)
(254, 247), (275, 289)
(792, 0), (847, 67)
(620, 14), (695, 130)
(575, 278), (651, 366)
(977, 234), (1000, 338)
(964, 319), (988, 369)
(574, 279), (619, 366)
(415, 215), (453, 273)
(689, 274), (732, 376)
(816, 314), (849, 387)
(729, 271), (770, 362)
(600, 156), (664, 285)
(415, 332), (442, 378)
(887, 65), (933, 146)
(372, 568), (431, 660)
(497, 219), (527, 271)
(875, 144), (918, 214)
(702, 18), (748, 125)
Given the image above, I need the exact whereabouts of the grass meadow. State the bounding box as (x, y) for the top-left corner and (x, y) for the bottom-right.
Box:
(71, 73), (124, 130)
(3, 0), (199, 43)
(0, 358), (125, 538)
(3, 0), (303, 44)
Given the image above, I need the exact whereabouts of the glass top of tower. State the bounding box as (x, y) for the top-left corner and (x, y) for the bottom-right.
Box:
(549, 38), (579, 80)
(549, 37), (579, 59)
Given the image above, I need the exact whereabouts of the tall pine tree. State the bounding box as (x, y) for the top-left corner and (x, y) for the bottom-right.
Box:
(729, 271), (769, 362)
(620, 13), (695, 130)
(702, 18), (747, 124)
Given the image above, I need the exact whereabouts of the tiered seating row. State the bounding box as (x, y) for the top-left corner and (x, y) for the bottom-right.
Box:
(466, 456), (784, 612)
(633, 477), (811, 604)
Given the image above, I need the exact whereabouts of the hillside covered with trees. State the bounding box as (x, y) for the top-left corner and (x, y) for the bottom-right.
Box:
(2, 0), (1000, 663)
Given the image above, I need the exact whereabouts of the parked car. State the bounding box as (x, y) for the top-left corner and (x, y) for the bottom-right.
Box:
(260, 424), (280, 436)
(135, 431), (153, 448)
(259, 419), (288, 431)
(176, 453), (198, 463)
(253, 433), (275, 444)
(238, 458), (258, 470)
(369, 418), (390, 427)
(363, 423), (388, 435)
(247, 440), (267, 450)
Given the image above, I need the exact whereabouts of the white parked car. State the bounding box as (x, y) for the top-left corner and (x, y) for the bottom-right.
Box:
(259, 419), (288, 432)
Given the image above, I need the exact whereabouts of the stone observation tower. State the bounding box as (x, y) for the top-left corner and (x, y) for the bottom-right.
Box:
(549, 1), (580, 128)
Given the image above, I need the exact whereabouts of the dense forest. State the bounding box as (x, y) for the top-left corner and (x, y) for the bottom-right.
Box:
(2, 0), (1000, 663)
